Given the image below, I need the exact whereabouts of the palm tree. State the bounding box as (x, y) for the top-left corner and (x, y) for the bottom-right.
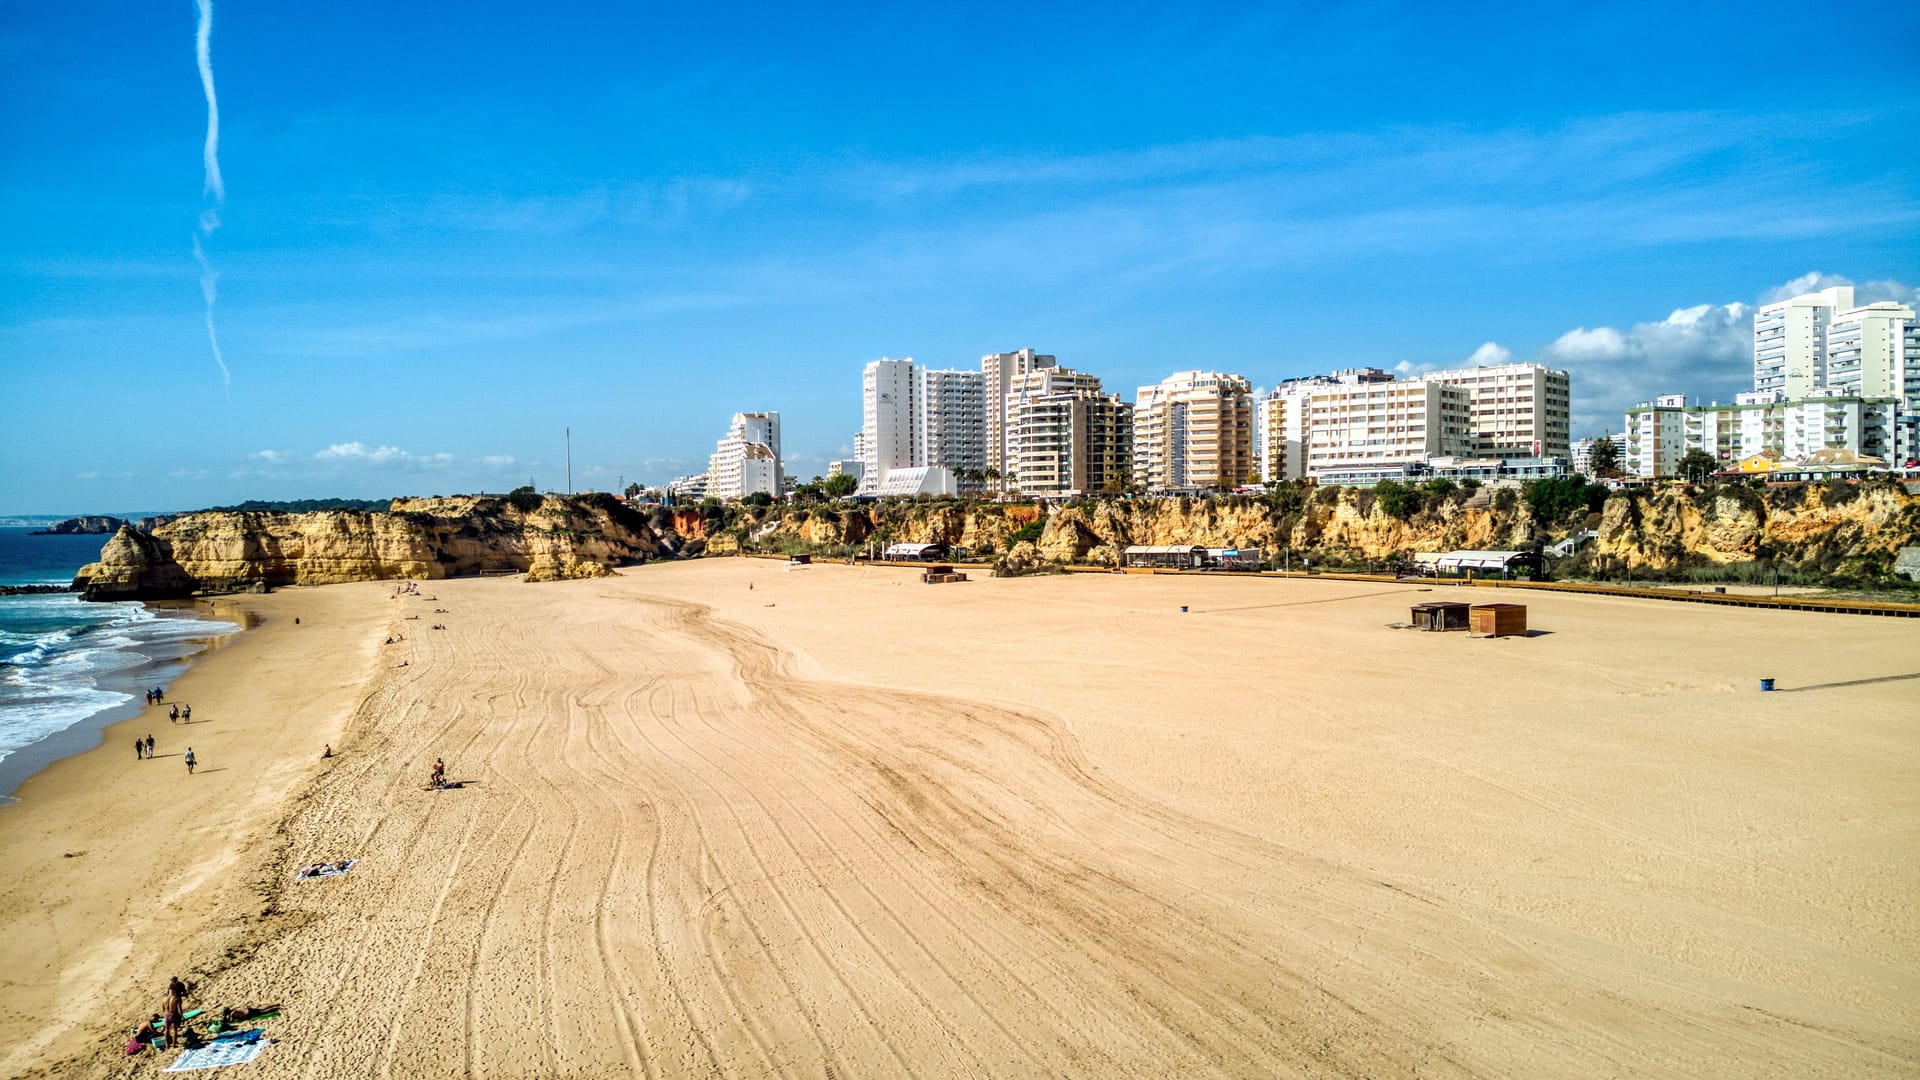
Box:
(982, 466), (1001, 500)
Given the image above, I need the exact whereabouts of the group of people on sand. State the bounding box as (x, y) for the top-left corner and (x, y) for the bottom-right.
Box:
(131, 975), (281, 1055)
(144, 686), (165, 706)
(133, 733), (155, 759)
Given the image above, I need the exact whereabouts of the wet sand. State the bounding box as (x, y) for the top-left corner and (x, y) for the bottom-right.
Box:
(1, 561), (1914, 1077)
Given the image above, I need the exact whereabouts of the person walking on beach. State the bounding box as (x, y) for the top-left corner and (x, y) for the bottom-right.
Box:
(135, 738), (143, 761)
(182, 704), (191, 722)
(184, 747), (196, 775)
(145, 690), (154, 706)
(169, 704), (179, 723)
(146, 734), (155, 758)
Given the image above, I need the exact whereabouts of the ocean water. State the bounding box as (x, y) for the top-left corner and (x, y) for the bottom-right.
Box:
(0, 527), (239, 797)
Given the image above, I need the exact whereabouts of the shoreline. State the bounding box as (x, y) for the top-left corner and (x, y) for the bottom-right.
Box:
(0, 582), (396, 1076)
(0, 598), (249, 801)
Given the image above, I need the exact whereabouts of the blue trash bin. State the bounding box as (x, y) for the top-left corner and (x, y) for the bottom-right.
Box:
(1760, 678), (1775, 691)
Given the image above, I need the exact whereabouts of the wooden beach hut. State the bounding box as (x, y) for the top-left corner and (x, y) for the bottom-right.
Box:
(1470, 603), (1528, 637)
(1410, 601), (1470, 631)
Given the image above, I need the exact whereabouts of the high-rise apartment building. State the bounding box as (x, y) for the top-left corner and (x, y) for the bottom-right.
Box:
(913, 367), (987, 480)
(1754, 286), (1852, 399)
(1259, 369), (1393, 481)
(1133, 371), (1256, 492)
(1302, 379), (1474, 479)
(1005, 367), (1133, 496)
(1423, 362), (1571, 459)
(860, 358), (917, 495)
(706, 411), (782, 499)
(981, 348), (1057, 479)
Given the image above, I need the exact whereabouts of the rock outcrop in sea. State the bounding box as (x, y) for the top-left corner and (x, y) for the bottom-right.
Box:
(30, 515), (126, 536)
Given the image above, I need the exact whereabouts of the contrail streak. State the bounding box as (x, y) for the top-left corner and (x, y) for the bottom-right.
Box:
(193, 0), (229, 390)
(193, 233), (230, 387)
(196, 0), (223, 202)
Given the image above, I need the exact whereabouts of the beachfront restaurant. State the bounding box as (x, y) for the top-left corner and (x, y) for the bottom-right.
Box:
(1125, 544), (1206, 570)
(1429, 550), (1538, 579)
(882, 542), (944, 562)
(1202, 547), (1262, 571)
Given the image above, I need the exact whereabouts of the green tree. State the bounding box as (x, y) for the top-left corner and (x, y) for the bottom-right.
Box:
(623, 482), (642, 499)
(742, 491), (774, 509)
(1373, 479), (1421, 519)
(1523, 476), (1589, 521)
(1677, 449), (1718, 483)
(823, 472), (858, 498)
(507, 485), (543, 513)
(1589, 436), (1620, 479)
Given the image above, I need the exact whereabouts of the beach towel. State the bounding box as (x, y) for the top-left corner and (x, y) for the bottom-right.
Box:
(163, 1029), (268, 1072)
(137, 1009), (203, 1035)
(294, 859), (357, 882)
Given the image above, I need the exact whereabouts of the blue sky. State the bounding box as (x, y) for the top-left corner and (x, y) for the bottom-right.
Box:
(2, 1), (1916, 514)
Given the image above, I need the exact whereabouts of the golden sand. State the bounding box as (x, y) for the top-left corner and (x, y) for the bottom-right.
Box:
(1, 561), (1915, 1077)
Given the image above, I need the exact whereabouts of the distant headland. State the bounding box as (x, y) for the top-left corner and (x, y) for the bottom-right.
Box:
(29, 516), (126, 536)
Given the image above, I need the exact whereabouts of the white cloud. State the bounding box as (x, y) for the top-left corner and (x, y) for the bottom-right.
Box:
(252, 449), (290, 463)
(1759, 271), (1919, 306)
(1464, 341), (1512, 366)
(314, 442), (452, 467)
(481, 454), (515, 467)
(1543, 302), (1755, 436)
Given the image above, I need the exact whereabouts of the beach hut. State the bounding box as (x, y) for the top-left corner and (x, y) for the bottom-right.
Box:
(882, 542), (943, 562)
(1410, 601), (1470, 631)
(1470, 603), (1528, 637)
(1124, 545), (1205, 569)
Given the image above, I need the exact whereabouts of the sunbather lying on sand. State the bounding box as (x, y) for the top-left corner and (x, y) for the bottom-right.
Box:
(219, 1003), (283, 1025)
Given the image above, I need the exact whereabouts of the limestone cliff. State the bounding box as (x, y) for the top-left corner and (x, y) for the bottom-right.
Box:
(74, 494), (669, 600)
(74, 482), (1920, 599)
(1590, 482), (1920, 575)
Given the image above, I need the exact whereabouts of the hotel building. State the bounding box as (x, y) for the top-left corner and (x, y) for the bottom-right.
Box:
(706, 411), (782, 499)
(1133, 371), (1256, 492)
(1007, 368), (1134, 496)
(982, 348), (1057, 479)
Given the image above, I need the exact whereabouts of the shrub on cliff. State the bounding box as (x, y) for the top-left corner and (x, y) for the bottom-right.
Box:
(1373, 480), (1420, 520)
(507, 486), (543, 514)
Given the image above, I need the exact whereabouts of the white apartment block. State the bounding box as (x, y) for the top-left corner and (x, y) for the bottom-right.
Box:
(1303, 379), (1474, 478)
(1260, 368), (1394, 481)
(1624, 392), (1896, 476)
(706, 411), (782, 500)
(1623, 395), (1688, 479)
(1571, 437), (1595, 477)
(1754, 285), (1852, 399)
(913, 367), (987, 478)
(666, 473), (709, 500)
(982, 348), (1056, 479)
(1424, 362), (1572, 459)
(860, 358), (917, 495)
(1133, 371), (1256, 492)
(1008, 386), (1134, 496)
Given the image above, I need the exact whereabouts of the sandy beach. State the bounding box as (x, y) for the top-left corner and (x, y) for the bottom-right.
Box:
(1, 560), (1915, 1078)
